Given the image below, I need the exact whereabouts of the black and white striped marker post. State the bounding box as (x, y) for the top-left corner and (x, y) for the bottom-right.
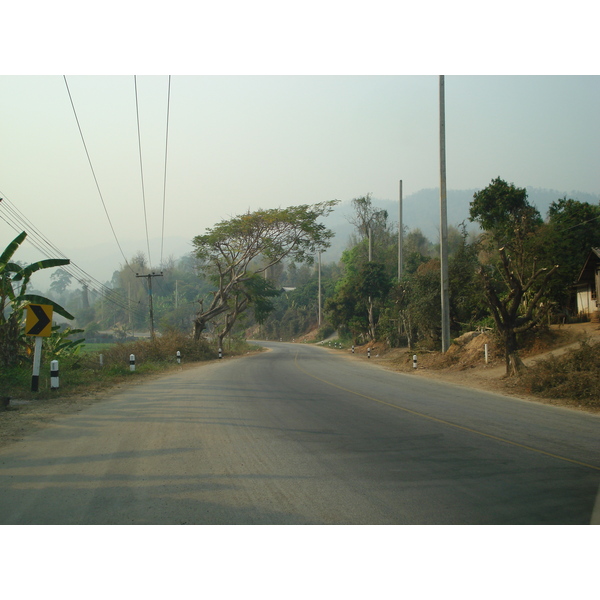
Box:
(218, 348), (222, 359)
(413, 354), (417, 369)
(352, 345), (355, 354)
(177, 351), (181, 364)
(367, 347), (371, 359)
(50, 360), (59, 390)
(130, 354), (135, 372)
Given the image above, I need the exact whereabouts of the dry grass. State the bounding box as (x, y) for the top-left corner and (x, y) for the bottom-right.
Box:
(518, 340), (600, 408)
(348, 324), (600, 412)
(0, 333), (221, 402)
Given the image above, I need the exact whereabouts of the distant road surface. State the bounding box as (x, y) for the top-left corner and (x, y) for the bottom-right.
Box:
(1, 342), (598, 524)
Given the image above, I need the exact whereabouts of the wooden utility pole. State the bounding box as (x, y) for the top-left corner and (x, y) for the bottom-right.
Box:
(398, 179), (403, 281)
(136, 272), (163, 339)
(318, 251), (322, 326)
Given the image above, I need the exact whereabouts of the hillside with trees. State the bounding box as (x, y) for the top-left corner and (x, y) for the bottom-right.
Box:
(13, 182), (597, 384)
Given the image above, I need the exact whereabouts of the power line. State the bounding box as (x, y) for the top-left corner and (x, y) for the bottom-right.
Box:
(134, 75), (153, 269)
(0, 194), (147, 320)
(553, 213), (600, 234)
(4, 77), (180, 323)
(63, 75), (135, 275)
(160, 75), (172, 269)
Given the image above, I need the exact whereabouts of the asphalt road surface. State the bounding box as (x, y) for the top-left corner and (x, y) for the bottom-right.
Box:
(1, 342), (599, 524)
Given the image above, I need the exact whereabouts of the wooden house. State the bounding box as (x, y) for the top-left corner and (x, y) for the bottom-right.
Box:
(575, 247), (600, 320)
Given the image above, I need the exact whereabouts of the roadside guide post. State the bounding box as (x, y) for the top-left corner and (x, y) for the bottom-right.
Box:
(177, 350), (181, 364)
(25, 304), (53, 392)
(413, 354), (417, 369)
(130, 354), (135, 371)
(367, 347), (371, 359)
(50, 360), (59, 390)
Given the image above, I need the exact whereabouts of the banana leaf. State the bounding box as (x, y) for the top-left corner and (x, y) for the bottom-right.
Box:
(21, 295), (75, 320)
(0, 231), (27, 271)
(12, 258), (70, 282)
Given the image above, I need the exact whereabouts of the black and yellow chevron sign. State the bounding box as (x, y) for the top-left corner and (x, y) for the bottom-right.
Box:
(25, 304), (53, 337)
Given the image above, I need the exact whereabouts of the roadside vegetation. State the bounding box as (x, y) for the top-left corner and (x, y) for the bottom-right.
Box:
(2, 187), (599, 412)
(0, 331), (253, 402)
(517, 339), (600, 408)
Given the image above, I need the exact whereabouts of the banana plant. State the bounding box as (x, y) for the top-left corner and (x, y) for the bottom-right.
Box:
(44, 326), (86, 358)
(1, 231), (74, 367)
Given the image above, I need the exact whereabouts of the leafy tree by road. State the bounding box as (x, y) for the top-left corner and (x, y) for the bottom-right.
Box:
(212, 274), (280, 349)
(470, 179), (558, 376)
(539, 197), (600, 312)
(192, 201), (338, 340)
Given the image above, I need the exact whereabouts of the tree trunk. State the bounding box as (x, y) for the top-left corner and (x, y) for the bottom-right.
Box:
(504, 329), (525, 376)
(368, 296), (375, 341)
(401, 313), (413, 351)
(217, 333), (226, 352)
(193, 317), (207, 341)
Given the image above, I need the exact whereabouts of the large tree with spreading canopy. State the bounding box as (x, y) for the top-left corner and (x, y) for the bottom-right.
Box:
(470, 178), (558, 376)
(191, 201), (338, 340)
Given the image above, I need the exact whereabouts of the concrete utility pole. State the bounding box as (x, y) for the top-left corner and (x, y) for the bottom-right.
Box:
(439, 75), (451, 353)
(398, 179), (403, 281)
(318, 251), (322, 326)
(136, 272), (163, 339)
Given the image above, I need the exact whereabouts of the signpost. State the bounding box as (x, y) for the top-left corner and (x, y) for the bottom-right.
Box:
(25, 304), (53, 392)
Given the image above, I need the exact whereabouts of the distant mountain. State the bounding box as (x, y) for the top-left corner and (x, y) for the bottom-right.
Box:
(321, 187), (600, 263)
(28, 188), (600, 289)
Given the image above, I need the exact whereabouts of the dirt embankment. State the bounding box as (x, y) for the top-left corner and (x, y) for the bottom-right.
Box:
(346, 322), (600, 415)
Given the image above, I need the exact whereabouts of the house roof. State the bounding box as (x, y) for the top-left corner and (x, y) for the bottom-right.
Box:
(576, 247), (600, 284)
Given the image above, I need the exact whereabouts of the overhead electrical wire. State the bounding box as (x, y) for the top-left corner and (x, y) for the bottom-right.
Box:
(3, 76), (178, 321)
(134, 75), (153, 269)
(63, 75), (136, 276)
(0, 194), (147, 320)
(0, 200), (146, 319)
(151, 75), (174, 299)
(160, 75), (172, 269)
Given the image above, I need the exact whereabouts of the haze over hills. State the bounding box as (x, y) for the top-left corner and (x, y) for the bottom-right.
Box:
(323, 187), (600, 263)
(20, 186), (600, 293)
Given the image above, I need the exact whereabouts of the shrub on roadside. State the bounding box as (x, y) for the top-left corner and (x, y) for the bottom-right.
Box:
(518, 339), (600, 408)
(95, 332), (215, 368)
(0, 332), (216, 400)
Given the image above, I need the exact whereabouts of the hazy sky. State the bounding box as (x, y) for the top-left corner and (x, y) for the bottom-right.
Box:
(2, 75), (598, 276)
(2, 3), (599, 286)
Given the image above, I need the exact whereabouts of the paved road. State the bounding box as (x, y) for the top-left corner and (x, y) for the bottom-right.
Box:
(0, 342), (598, 524)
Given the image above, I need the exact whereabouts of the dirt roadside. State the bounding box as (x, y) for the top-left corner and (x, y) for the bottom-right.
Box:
(0, 358), (235, 450)
(1, 325), (598, 449)
(345, 322), (600, 416)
